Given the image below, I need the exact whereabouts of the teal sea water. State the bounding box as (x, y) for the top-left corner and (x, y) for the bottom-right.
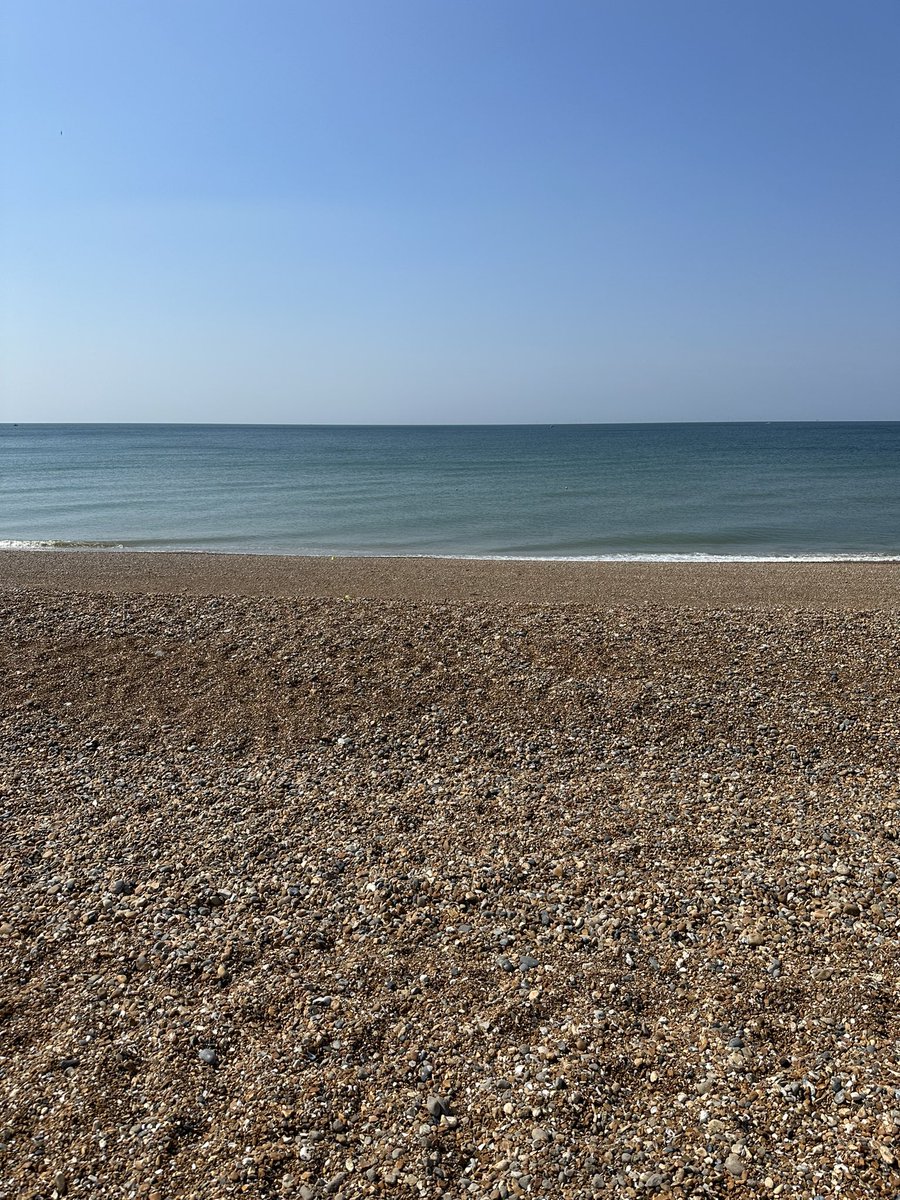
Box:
(1, 423), (898, 560)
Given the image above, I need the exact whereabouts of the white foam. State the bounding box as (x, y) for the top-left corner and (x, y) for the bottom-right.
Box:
(433, 552), (900, 563)
(1, 541), (898, 562)
(0, 539), (126, 550)
(0, 539), (58, 550)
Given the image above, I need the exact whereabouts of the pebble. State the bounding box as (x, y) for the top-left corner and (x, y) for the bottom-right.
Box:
(725, 1153), (745, 1177)
(2, 589), (899, 1199)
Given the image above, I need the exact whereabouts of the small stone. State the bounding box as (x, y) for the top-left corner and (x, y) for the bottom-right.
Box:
(531, 1125), (551, 1145)
(519, 955), (539, 972)
(725, 1154), (744, 1177)
(426, 1095), (450, 1118)
(198, 1048), (218, 1065)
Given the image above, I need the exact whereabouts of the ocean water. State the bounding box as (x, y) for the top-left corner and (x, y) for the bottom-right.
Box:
(1, 423), (898, 560)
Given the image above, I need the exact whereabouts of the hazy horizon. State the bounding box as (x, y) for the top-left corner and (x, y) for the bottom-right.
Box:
(3, 1), (899, 424)
(5, 419), (900, 436)
(5, 418), (900, 427)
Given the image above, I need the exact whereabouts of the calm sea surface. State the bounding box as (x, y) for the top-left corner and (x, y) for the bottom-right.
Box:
(1, 423), (898, 559)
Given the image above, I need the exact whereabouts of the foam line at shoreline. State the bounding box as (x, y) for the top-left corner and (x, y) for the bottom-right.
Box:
(1, 539), (899, 563)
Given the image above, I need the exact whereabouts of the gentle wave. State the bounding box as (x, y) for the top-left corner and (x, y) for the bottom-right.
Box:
(2, 541), (899, 563)
(442, 552), (900, 563)
(0, 539), (126, 550)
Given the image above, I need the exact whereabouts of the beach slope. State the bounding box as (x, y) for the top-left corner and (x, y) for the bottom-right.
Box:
(1, 557), (899, 1197)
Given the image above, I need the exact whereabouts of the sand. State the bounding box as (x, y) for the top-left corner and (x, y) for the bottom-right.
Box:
(1, 553), (899, 1199)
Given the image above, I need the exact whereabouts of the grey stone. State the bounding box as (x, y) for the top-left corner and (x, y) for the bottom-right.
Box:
(725, 1153), (744, 1177)
(426, 1095), (450, 1118)
(198, 1048), (218, 1065)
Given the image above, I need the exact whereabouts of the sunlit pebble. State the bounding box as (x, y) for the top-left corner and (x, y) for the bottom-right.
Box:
(0, 589), (899, 1195)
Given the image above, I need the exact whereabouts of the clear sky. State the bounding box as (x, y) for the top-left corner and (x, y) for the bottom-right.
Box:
(2, 0), (898, 423)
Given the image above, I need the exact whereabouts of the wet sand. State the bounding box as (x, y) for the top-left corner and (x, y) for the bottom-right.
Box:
(2, 548), (900, 607)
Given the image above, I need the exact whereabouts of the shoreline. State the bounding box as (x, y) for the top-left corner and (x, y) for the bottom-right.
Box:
(2, 547), (900, 607)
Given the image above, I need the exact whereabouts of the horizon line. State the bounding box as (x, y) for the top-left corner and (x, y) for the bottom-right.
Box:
(5, 419), (900, 429)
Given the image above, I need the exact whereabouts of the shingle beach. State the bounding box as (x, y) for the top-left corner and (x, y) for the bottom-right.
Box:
(2, 553), (899, 1199)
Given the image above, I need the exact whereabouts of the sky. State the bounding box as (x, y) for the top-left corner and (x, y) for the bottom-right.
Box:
(2, 0), (899, 423)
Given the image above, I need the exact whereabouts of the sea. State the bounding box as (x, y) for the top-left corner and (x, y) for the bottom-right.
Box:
(1, 422), (899, 560)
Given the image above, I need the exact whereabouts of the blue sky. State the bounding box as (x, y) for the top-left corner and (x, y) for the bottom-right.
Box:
(2, 0), (898, 422)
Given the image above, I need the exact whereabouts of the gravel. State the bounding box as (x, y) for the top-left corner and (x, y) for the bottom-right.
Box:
(1, 584), (899, 1198)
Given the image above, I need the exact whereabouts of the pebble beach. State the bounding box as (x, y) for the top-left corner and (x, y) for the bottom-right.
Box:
(2, 553), (900, 1199)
